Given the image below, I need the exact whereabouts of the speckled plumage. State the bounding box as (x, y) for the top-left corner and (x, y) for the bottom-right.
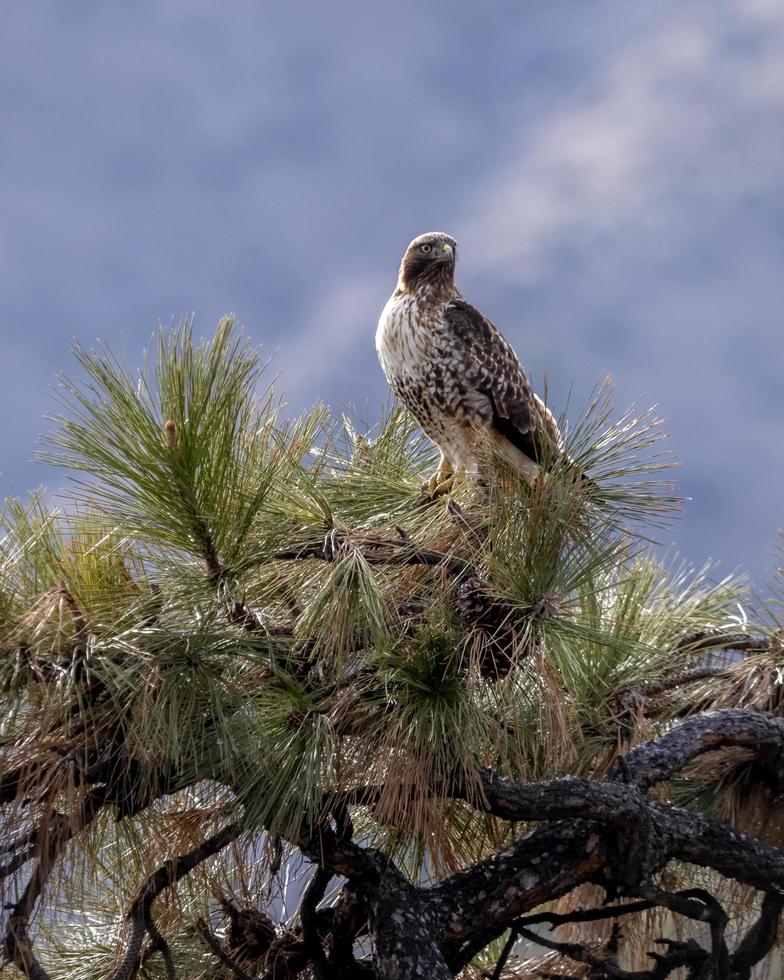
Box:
(376, 231), (561, 484)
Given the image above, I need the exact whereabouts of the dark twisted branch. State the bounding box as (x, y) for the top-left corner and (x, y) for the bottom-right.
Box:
(195, 918), (260, 980)
(300, 711), (784, 976)
(636, 887), (729, 979)
(490, 891), (734, 980)
(109, 821), (240, 980)
(294, 824), (453, 978)
(513, 922), (709, 980)
(6, 682), (784, 977)
(730, 890), (784, 980)
(615, 709), (784, 791)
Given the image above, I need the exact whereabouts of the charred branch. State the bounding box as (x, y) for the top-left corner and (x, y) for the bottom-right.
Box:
(616, 709), (784, 791)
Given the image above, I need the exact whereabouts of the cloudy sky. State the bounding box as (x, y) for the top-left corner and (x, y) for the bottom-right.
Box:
(1, 0), (782, 583)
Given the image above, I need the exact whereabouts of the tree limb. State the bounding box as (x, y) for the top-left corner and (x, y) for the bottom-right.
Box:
(109, 822), (240, 980)
(730, 890), (784, 980)
(299, 867), (332, 980)
(615, 709), (784, 791)
(272, 532), (474, 577)
(195, 918), (260, 980)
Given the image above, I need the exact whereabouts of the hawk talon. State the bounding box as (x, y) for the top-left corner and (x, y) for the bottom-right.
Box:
(424, 465), (453, 495)
(423, 468), (466, 497)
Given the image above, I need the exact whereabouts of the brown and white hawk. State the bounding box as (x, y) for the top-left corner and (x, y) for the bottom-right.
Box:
(376, 231), (563, 493)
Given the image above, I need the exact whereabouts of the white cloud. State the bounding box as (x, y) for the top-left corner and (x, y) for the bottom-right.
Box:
(273, 276), (389, 408)
(460, 4), (784, 282)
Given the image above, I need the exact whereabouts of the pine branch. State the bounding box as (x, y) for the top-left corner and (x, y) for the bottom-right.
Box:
(109, 822), (240, 980)
(271, 529), (474, 577)
(9, 324), (784, 976)
(195, 919), (260, 980)
(613, 708), (784, 791)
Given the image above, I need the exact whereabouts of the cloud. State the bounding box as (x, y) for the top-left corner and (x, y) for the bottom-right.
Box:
(273, 276), (389, 410)
(445, 2), (784, 576)
(461, 2), (784, 282)
(1, 0), (781, 580)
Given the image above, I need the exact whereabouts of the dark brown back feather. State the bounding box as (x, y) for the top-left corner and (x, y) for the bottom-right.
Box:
(443, 300), (550, 465)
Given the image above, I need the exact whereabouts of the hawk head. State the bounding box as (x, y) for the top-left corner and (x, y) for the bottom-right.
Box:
(398, 232), (457, 293)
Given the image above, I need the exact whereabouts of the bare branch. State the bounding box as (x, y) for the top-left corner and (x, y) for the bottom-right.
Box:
(299, 867), (332, 980)
(3, 857), (55, 980)
(614, 664), (726, 709)
(615, 709), (784, 791)
(272, 531), (474, 577)
(1, 790), (108, 979)
(676, 630), (772, 655)
(109, 822), (240, 980)
(195, 918), (260, 980)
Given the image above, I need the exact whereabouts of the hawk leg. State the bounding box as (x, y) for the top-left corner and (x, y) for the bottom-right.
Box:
(424, 459), (453, 495)
(424, 458), (467, 497)
(435, 470), (467, 495)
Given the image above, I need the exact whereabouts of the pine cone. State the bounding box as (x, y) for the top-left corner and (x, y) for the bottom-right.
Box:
(453, 576), (525, 681)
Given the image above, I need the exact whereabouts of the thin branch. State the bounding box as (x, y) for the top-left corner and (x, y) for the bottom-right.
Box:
(513, 924), (619, 975)
(327, 884), (367, 974)
(299, 867), (332, 980)
(271, 532), (474, 577)
(1, 790), (107, 979)
(0, 842), (38, 879)
(676, 630), (772, 655)
(109, 822), (240, 980)
(195, 918), (260, 980)
(2, 859), (55, 980)
(514, 921), (712, 979)
(611, 634), (774, 724)
(488, 905), (659, 980)
(490, 925), (518, 980)
(57, 579), (89, 661)
(143, 917), (176, 980)
(637, 887), (729, 980)
(516, 900), (658, 930)
(615, 665), (726, 707)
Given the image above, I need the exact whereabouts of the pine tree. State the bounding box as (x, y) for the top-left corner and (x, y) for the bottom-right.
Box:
(1, 319), (783, 979)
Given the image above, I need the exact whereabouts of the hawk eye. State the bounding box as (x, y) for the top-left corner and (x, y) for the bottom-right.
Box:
(420, 243), (432, 254)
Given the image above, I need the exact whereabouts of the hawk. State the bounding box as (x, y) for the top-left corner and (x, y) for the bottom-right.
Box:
(376, 231), (563, 494)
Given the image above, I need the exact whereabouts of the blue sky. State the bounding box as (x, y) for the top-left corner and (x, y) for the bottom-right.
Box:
(1, 1), (782, 583)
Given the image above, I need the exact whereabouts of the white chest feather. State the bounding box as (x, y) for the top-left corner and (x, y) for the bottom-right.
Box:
(376, 293), (438, 383)
(374, 288), (485, 470)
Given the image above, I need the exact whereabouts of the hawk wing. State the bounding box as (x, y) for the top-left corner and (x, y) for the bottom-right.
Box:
(443, 300), (558, 465)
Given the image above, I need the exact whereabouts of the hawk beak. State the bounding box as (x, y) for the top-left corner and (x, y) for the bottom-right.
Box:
(440, 243), (455, 263)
